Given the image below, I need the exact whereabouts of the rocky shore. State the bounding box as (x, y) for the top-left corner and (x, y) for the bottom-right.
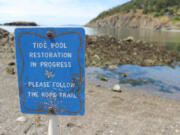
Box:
(86, 35), (180, 67)
(0, 28), (14, 58)
(0, 28), (180, 67)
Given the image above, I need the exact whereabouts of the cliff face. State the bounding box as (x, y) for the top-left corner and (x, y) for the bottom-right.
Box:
(87, 11), (180, 30)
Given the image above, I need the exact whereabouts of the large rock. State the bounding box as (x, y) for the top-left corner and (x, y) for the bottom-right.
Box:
(123, 36), (134, 42)
(0, 28), (9, 39)
(144, 59), (155, 66)
(16, 116), (27, 122)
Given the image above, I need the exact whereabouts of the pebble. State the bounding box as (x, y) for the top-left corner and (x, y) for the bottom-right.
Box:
(144, 59), (154, 65)
(109, 130), (113, 135)
(96, 84), (101, 87)
(112, 84), (122, 92)
(100, 76), (108, 81)
(93, 55), (100, 60)
(121, 73), (128, 77)
(6, 66), (15, 75)
(8, 62), (15, 66)
(66, 122), (76, 128)
(175, 129), (179, 133)
(16, 116), (27, 122)
(113, 121), (119, 126)
(109, 65), (117, 70)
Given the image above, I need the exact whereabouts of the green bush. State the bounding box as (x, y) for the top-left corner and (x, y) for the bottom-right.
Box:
(176, 45), (180, 52)
(143, 9), (149, 14)
(173, 16), (180, 21)
(154, 13), (161, 17)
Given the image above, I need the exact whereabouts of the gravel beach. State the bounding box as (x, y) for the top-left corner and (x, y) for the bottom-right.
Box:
(0, 59), (180, 135)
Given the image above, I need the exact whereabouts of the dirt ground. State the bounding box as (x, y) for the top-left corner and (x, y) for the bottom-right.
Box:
(0, 58), (180, 135)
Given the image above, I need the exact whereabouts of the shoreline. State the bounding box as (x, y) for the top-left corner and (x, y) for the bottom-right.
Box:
(1, 27), (180, 66)
(1, 27), (180, 100)
(88, 25), (180, 33)
(0, 58), (180, 134)
(85, 35), (180, 67)
(2, 25), (180, 36)
(86, 24), (180, 32)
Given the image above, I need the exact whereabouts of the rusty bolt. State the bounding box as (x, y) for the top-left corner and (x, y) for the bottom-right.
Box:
(46, 31), (52, 37)
(48, 107), (54, 113)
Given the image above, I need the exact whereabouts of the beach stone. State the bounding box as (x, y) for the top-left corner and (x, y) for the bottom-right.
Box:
(112, 84), (122, 92)
(100, 76), (108, 81)
(8, 62), (15, 66)
(144, 59), (154, 65)
(109, 65), (117, 70)
(92, 60), (97, 66)
(133, 52), (137, 56)
(0, 38), (8, 44)
(67, 122), (76, 128)
(16, 116), (27, 122)
(124, 36), (134, 42)
(89, 35), (98, 42)
(121, 73), (128, 77)
(96, 84), (101, 87)
(93, 54), (100, 60)
(6, 66), (15, 75)
(175, 129), (179, 133)
(113, 121), (119, 126)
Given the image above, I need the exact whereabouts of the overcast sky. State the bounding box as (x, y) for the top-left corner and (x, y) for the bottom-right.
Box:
(0, 0), (130, 25)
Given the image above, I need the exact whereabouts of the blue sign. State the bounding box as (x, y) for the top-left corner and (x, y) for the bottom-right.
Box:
(15, 28), (85, 115)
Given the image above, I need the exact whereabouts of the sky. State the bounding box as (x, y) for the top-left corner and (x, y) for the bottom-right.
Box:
(0, 0), (130, 26)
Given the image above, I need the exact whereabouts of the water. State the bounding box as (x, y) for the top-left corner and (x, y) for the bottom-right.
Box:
(93, 27), (180, 51)
(88, 26), (180, 100)
(0, 25), (96, 35)
(1, 25), (180, 100)
(2, 25), (180, 51)
(86, 64), (180, 101)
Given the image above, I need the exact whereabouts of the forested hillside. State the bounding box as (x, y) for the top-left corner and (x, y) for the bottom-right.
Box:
(87, 0), (180, 30)
(92, 0), (180, 22)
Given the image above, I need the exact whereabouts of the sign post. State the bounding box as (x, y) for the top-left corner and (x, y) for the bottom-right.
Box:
(15, 28), (85, 134)
(48, 116), (59, 135)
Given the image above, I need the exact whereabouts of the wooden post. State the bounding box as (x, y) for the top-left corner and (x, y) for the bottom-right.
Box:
(48, 116), (59, 135)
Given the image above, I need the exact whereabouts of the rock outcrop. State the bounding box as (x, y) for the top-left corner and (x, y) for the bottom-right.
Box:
(87, 12), (180, 31)
(0, 28), (15, 58)
(85, 35), (180, 67)
(0, 27), (180, 67)
(4, 21), (37, 26)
